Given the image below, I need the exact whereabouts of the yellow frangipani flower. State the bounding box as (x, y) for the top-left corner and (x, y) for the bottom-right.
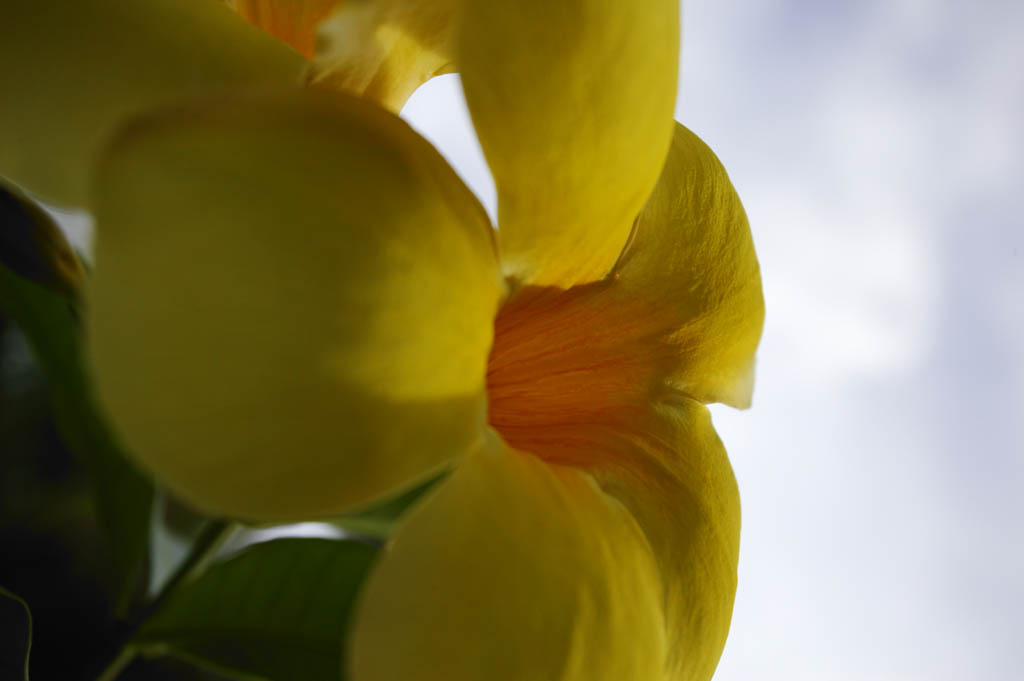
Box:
(0, 1), (764, 680)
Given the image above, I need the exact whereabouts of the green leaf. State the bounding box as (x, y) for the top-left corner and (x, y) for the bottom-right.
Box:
(0, 586), (32, 681)
(0, 187), (153, 612)
(135, 538), (378, 681)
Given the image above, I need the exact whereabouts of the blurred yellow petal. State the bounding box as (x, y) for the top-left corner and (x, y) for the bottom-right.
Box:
(614, 124), (764, 407)
(310, 0), (458, 112)
(88, 90), (503, 521)
(458, 0), (679, 287)
(0, 0), (305, 208)
(226, 0), (339, 57)
(351, 432), (666, 681)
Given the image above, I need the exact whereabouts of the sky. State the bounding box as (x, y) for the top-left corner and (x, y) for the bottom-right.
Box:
(399, 2), (1024, 679)
(49, 2), (1022, 679)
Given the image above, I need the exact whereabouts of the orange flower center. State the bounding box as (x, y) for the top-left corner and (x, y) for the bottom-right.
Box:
(485, 282), (672, 466)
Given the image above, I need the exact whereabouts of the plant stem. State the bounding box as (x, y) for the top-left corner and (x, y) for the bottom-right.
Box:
(143, 519), (235, 619)
(94, 519), (236, 681)
(94, 648), (134, 681)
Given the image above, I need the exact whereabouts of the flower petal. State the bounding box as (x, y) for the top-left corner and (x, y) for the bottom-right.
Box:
(0, 0), (306, 208)
(570, 399), (742, 681)
(487, 293), (744, 679)
(350, 432), (666, 681)
(88, 89), (503, 521)
(490, 397), (740, 681)
(457, 0), (679, 287)
(225, 0), (340, 58)
(614, 123), (764, 407)
(310, 0), (458, 112)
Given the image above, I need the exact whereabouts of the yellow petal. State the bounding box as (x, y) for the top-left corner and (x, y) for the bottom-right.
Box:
(487, 294), (744, 679)
(0, 0), (306, 208)
(225, 0), (340, 58)
(576, 400), (741, 681)
(614, 123), (765, 407)
(310, 0), (458, 112)
(350, 432), (666, 681)
(458, 0), (679, 287)
(88, 89), (503, 521)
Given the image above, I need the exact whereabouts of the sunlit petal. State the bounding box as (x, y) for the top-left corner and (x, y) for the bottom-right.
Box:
(89, 90), (503, 521)
(225, 0), (340, 58)
(615, 123), (764, 407)
(458, 0), (679, 287)
(552, 399), (742, 681)
(310, 0), (458, 112)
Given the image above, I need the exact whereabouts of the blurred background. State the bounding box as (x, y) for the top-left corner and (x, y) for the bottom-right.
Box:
(5, 0), (1021, 679)
(400, 1), (1024, 679)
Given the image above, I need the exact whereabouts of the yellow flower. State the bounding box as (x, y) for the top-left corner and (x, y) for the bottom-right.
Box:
(0, 1), (764, 679)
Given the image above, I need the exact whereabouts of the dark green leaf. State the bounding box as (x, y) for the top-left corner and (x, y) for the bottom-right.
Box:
(0, 189), (153, 612)
(0, 586), (32, 681)
(135, 538), (378, 681)
(118, 654), (241, 681)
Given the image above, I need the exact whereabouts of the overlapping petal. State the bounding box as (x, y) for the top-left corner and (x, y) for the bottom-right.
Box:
(88, 90), (503, 521)
(350, 431), (667, 681)
(613, 123), (764, 407)
(311, 0), (459, 112)
(225, 0), (340, 58)
(0, 0), (305, 208)
(488, 278), (747, 678)
(457, 0), (680, 287)
(543, 399), (743, 681)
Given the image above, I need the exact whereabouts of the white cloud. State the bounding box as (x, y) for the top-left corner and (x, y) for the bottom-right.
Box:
(748, 183), (940, 381)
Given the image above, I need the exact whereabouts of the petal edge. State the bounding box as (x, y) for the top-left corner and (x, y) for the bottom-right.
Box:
(458, 0), (680, 287)
(615, 123), (765, 408)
